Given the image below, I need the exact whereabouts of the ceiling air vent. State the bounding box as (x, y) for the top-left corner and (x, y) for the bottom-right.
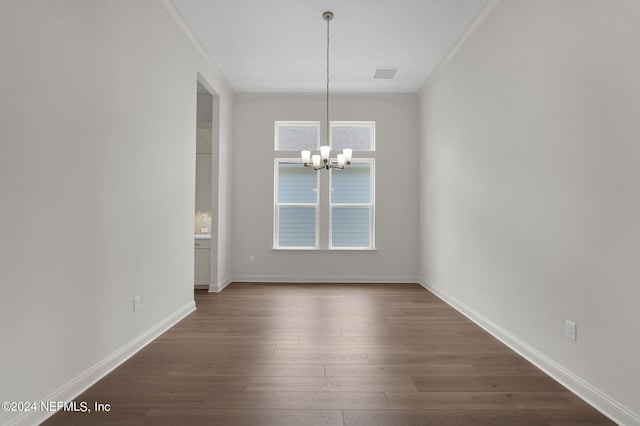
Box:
(373, 67), (398, 79)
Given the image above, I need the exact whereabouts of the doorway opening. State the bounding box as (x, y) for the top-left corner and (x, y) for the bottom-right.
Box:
(194, 78), (220, 291)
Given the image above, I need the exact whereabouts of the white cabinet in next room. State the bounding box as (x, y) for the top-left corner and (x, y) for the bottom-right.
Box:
(194, 238), (211, 289)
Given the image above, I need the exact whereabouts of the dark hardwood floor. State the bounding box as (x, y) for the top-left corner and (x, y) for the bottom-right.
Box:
(44, 282), (614, 425)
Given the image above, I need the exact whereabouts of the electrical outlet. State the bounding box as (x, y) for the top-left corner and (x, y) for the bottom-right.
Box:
(249, 255), (255, 262)
(133, 296), (141, 312)
(565, 320), (577, 341)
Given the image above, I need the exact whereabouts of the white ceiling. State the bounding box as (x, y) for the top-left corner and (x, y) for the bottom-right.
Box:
(174, 0), (488, 93)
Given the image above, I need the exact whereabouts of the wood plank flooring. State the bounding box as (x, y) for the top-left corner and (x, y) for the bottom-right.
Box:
(43, 282), (614, 425)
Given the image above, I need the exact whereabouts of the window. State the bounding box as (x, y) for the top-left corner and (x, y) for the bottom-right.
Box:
(274, 121), (375, 250)
(331, 160), (374, 249)
(274, 160), (318, 249)
(331, 121), (375, 151)
(275, 121), (319, 151)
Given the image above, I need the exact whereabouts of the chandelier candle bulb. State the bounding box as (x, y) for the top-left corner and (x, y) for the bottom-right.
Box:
(343, 148), (352, 164)
(301, 150), (311, 166)
(320, 145), (331, 162)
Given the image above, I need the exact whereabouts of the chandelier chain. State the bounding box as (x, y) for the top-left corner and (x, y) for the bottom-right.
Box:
(326, 14), (330, 146)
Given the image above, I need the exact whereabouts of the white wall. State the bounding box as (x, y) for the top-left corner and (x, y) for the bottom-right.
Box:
(0, 1), (233, 424)
(232, 94), (419, 283)
(215, 90), (234, 290)
(419, 0), (640, 423)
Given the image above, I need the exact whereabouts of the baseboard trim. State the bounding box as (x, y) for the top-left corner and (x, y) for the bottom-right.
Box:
(231, 275), (420, 284)
(418, 279), (639, 426)
(213, 277), (233, 292)
(11, 301), (196, 426)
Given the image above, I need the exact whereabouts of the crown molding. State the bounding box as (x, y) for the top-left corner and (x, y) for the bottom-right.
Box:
(234, 92), (419, 101)
(159, 0), (235, 97)
(419, 0), (504, 98)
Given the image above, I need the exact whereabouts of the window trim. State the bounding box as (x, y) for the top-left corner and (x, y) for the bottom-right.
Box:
(273, 158), (319, 250)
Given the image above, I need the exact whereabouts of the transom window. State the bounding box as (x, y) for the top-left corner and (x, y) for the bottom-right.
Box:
(275, 121), (319, 151)
(331, 121), (375, 151)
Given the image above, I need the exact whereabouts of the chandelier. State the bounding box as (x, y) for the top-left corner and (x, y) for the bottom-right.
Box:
(301, 11), (353, 170)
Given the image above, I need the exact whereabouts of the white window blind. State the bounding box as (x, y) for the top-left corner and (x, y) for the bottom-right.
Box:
(275, 161), (318, 248)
